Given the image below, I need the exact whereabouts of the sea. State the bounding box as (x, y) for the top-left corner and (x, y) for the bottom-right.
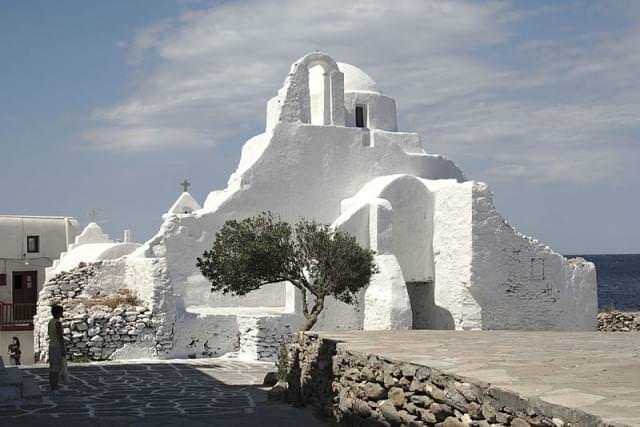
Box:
(569, 254), (640, 310)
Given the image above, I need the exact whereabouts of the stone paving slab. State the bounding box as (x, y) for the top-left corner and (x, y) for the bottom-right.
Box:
(0, 358), (325, 426)
(313, 330), (640, 426)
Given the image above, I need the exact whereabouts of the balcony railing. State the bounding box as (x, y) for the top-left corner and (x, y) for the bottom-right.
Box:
(0, 302), (36, 330)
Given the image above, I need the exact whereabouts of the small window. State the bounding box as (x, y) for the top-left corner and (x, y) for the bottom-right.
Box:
(27, 235), (40, 253)
(0, 274), (6, 286)
(355, 104), (367, 128)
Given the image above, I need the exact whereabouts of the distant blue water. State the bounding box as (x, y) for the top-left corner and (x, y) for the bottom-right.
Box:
(569, 254), (640, 310)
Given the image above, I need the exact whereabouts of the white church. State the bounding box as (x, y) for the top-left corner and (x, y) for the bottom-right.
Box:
(36, 52), (598, 361)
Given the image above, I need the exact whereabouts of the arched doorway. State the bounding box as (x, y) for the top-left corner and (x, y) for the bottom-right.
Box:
(378, 176), (453, 329)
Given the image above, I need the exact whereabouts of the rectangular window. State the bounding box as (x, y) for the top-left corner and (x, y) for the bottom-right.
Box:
(355, 104), (366, 128)
(27, 235), (40, 253)
(0, 274), (6, 286)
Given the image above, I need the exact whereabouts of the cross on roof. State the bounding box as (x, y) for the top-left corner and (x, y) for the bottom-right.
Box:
(180, 179), (191, 192)
(88, 208), (97, 223)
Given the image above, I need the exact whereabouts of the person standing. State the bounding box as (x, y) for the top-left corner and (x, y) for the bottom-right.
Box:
(48, 305), (65, 392)
(7, 336), (21, 365)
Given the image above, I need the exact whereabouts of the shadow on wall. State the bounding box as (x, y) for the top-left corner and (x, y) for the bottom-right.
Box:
(406, 282), (455, 330)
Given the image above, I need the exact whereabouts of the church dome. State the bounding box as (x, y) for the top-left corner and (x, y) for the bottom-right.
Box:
(337, 62), (380, 93)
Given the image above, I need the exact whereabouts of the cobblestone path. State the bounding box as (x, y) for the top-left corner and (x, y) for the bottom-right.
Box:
(0, 359), (324, 426)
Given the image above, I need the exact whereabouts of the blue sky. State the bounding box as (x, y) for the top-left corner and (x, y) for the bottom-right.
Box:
(1, 0), (639, 254)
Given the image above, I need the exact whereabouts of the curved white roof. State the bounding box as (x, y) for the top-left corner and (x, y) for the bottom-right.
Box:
(337, 62), (380, 93)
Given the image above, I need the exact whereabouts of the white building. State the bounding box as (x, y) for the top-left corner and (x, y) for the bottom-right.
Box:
(0, 215), (81, 363)
(0, 215), (80, 313)
(46, 222), (141, 281)
(35, 52), (598, 362)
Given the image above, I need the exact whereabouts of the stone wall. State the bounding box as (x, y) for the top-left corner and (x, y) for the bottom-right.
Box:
(287, 333), (606, 426)
(598, 311), (640, 332)
(236, 314), (299, 361)
(34, 263), (165, 361)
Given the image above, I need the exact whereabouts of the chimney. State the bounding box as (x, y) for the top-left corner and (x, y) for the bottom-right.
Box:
(123, 229), (132, 243)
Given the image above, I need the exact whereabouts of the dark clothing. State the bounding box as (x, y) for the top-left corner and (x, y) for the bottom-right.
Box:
(8, 343), (21, 365)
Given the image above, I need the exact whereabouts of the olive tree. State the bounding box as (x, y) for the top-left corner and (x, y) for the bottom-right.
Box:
(196, 212), (377, 331)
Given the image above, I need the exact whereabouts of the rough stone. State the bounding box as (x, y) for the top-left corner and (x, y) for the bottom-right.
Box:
(379, 400), (402, 424)
(388, 387), (406, 407)
(364, 382), (387, 401)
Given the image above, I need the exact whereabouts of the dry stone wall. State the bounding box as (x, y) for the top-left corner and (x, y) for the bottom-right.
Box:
(598, 311), (640, 332)
(287, 333), (608, 427)
(35, 263), (167, 361)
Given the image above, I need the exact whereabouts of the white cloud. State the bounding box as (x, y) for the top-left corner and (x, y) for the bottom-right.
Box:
(83, 0), (640, 184)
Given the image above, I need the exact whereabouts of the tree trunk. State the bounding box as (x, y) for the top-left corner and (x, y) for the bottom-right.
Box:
(300, 296), (324, 331)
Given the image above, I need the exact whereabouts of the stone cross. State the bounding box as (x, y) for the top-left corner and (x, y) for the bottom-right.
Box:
(180, 179), (191, 192)
(88, 209), (97, 223)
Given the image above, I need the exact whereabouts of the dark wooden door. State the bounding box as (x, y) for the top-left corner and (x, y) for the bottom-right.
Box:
(12, 271), (37, 320)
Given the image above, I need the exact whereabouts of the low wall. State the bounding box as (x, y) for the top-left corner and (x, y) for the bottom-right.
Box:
(287, 333), (609, 427)
(34, 263), (168, 361)
(598, 311), (640, 332)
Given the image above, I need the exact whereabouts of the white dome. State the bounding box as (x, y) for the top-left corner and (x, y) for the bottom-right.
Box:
(337, 62), (379, 93)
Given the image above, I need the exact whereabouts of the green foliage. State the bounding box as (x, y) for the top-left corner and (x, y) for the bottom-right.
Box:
(196, 212), (377, 330)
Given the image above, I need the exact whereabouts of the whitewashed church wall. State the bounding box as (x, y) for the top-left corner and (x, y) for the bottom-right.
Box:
(424, 180), (476, 330)
(169, 312), (239, 358)
(174, 272), (288, 308)
(469, 182), (597, 331)
(135, 121), (464, 314)
(344, 92), (398, 131)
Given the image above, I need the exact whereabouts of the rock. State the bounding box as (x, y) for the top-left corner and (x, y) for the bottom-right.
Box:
(511, 417), (530, 427)
(379, 400), (402, 424)
(388, 387), (406, 407)
(364, 382), (387, 400)
(481, 402), (497, 422)
(339, 397), (353, 412)
(496, 411), (512, 424)
(426, 384), (447, 402)
(352, 399), (371, 418)
(409, 378), (424, 392)
(460, 413), (473, 426)
(399, 376), (411, 389)
(263, 371), (278, 387)
(399, 409), (417, 424)
(468, 401), (482, 419)
(410, 394), (432, 407)
(443, 416), (465, 427)
(384, 373), (397, 388)
(455, 382), (480, 402)
(417, 408), (436, 424)
(75, 322), (87, 331)
(429, 402), (453, 422)
(406, 402), (418, 414)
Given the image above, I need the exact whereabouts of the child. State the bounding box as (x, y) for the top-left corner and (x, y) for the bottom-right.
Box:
(8, 336), (21, 365)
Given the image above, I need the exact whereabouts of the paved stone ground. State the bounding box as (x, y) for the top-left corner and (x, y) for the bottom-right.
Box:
(315, 330), (640, 426)
(0, 358), (325, 426)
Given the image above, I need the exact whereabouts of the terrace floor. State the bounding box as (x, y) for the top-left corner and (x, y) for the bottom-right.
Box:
(313, 330), (640, 426)
(0, 358), (325, 426)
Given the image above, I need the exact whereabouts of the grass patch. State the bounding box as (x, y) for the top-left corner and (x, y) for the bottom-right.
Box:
(80, 288), (142, 309)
